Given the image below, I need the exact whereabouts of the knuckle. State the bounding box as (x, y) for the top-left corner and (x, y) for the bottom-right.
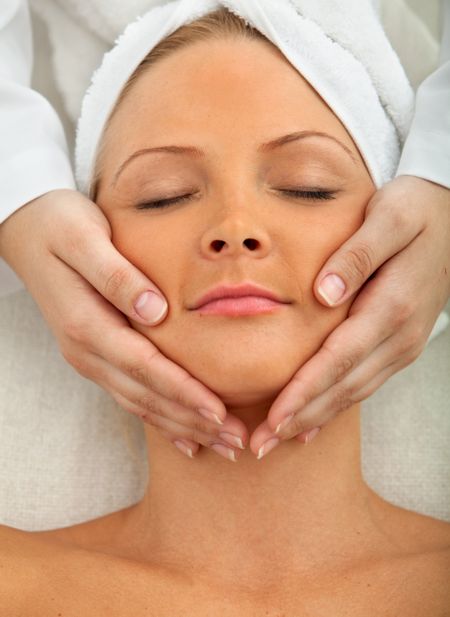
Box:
(390, 299), (415, 328)
(334, 354), (357, 381)
(60, 345), (75, 366)
(407, 348), (422, 364)
(63, 317), (89, 345)
(396, 324), (425, 356)
(188, 428), (210, 446)
(385, 203), (409, 232)
(323, 343), (358, 382)
(171, 373), (195, 407)
(287, 414), (306, 436)
(61, 347), (88, 377)
(332, 385), (354, 414)
(204, 434), (222, 448)
(192, 415), (215, 435)
(405, 340), (425, 364)
(140, 411), (157, 425)
(403, 332), (421, 354)
(102, 265), (130, 300)
(127, 361), (156, 390)
(57, 225), (86, 256)
(342, 243), (374, 283)
(136, 393), (160, 415)
(118, 399), (142, 418)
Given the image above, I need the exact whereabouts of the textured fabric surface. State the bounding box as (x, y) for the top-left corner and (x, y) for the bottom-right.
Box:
(0, 290), (449, 531)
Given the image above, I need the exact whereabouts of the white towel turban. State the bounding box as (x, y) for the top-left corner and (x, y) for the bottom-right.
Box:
(75, 0), (415, 196)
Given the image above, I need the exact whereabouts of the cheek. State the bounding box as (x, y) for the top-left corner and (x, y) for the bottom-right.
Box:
(128, 216), (355, 406)
(132, 297), (351, 407)
(282, 197), (365, 300)
(109, 211), (188, 302)
(107, 197), (366, 406)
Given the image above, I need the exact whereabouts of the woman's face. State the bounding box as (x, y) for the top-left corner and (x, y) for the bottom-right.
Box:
(95, 37), (374, 411)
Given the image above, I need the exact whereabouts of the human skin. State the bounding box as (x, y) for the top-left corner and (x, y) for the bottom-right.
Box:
(26, 36), (450, 610)
(95, 35), (375, 457)
(1, 15), (448, 463)
(1, 36), (449, 615)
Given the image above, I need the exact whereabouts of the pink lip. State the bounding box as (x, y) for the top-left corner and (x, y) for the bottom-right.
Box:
(190, 283), (290, 316)
(196, 296), (285, 316)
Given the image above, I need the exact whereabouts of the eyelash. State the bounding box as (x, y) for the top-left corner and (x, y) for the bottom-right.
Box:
(135, 189), (336, 210)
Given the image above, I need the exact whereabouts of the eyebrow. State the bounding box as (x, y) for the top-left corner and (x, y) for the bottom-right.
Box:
(111, 130), (357, 186)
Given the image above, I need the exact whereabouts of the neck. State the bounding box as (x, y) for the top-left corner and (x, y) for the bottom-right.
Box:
(118, 404), (382, 588)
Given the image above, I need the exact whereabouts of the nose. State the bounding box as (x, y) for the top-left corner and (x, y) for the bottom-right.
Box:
(200, 215), (272, 260)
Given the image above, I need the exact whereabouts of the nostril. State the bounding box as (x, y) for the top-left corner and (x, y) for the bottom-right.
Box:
(211, 239), (226, 252)
(209, 238), (259, 252)
(244, 238), (259, 250)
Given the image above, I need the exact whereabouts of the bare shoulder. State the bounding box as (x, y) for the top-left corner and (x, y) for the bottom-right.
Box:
(396, 507), (450, 554)
(400, 520), (450, 614)
(0, 524), (50, 614)
(0, 521), (164, 616)
(376, 501), (450, 605)
(0, 521), (65, 557)
(0, 523), (114, 616)
(371, 493), (450, 551)
(0, 522), (46, 565)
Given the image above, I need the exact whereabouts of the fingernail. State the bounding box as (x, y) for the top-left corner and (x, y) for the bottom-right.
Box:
(211, 443), (237, 462)
(318, 274), (346, 306)
(257, 437), (279, 460)
(219, 432), (245, 449)
(134, 291), (168, 324)
(174, 440), (194, 459)
(304, 427), (321, 444)
(275, 413), (294, 435)
(198, 408), (224, 426)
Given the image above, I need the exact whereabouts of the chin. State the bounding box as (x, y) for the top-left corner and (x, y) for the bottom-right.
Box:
(133, 318), (320, 406)
(181, 347), (302, 406)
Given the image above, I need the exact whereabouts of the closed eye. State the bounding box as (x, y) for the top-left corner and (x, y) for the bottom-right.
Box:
(279, 189), (337, 201)
(135, 188), (337, 210)
(136, 193), (196, 210)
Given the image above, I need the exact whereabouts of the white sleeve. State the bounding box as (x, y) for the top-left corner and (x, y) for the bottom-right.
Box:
(0, 0), (76, 296)
(396, 0), (450, 188)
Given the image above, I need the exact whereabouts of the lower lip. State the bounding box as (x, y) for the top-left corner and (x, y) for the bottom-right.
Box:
(195, 296), (285, 316)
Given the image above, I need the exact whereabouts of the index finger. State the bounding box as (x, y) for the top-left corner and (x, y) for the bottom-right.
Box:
(96, 321), (227, 423)
(314, 191), (422, 307)
(265, 307), (390, 433)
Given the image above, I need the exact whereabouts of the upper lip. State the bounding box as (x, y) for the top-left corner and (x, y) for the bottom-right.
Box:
(190, 283), (289, 310)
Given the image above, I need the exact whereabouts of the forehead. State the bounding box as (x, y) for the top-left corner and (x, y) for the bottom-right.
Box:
(105, 37), (356, 157)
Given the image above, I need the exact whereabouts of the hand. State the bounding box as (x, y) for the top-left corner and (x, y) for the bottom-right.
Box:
(250, 176), (450, 458)
(0, 189), (248, 461)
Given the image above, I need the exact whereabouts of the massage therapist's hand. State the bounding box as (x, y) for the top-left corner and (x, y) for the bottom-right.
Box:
(0, 189), (248, 460)
(251, 176), (450, 458)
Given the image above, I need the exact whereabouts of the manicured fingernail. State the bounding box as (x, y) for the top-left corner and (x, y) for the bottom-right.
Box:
(135, 291), (168, 323)
(318, 274), (346, 306)
(211, 443), (237, 462)
(174, 440), (194, 459)
(198, 408), (224, 426)
(219, 432), (245, 449)
(257, 437), (279, 460)
(275, 413), (294, 435)
(304, 427), (321, 444)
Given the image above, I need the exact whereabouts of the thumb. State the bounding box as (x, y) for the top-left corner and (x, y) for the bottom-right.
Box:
(313, 189), (419, 307)
(78, 236), (168, 325)
(51, 205), (168, 326)
(83, 238), (168, 325)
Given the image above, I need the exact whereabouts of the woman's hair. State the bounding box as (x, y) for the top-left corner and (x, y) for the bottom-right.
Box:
(91, 8), (267, 199)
